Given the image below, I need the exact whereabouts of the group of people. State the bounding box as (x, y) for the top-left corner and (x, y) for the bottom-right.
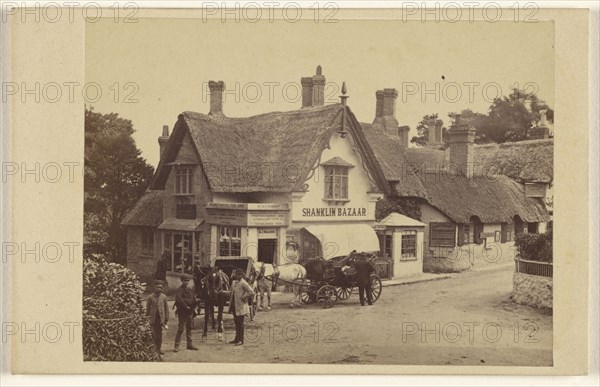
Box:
(147, 251), (377, 357)
(146, 262), (256, 357)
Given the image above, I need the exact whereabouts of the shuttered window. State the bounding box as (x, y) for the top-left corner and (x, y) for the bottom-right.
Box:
(430, 222), (456, 247)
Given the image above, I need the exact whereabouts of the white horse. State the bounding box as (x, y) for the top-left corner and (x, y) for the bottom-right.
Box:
(252, 261), (307, 308)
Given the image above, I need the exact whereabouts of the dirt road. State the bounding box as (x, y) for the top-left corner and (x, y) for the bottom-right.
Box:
(161, 265), (552, 366)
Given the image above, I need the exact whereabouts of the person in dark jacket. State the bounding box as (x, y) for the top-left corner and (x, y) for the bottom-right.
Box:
(174, 276), (198, 352)
(353, 257), (375, 306)
(146, 280), (169, 355)
(155, 250), (169, 293)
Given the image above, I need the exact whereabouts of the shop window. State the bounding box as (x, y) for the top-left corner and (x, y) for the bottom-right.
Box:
(163, 231), (194, 274)
(429, 222), (456, 247)
(401, 232), (417, 261)
(324, 165), (349, 200)
(175, 166), (193, 194)
(141, 230), (154, 257)
(218, 226), (241, 257)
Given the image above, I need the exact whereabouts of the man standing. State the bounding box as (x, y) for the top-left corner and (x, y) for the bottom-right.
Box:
(353, 257), (375, 306)
(228, 269), (255, 346)
(146, 281), (169, 356)
(155, 249), (169, 293)
(174, 276), (198, 352)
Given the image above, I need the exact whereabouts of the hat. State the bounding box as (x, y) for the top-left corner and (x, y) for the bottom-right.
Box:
(180, 274), (192, 281)
(154, 280), (164, 286)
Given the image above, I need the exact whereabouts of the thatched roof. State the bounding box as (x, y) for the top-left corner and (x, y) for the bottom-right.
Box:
(472, 139), (553, 183)
(121, 190), (164, 227)
(361, 123), (427, 198)
(149, 104), (390, 194)
(398, 173), (550, 223)
(404, 139), (554, 183)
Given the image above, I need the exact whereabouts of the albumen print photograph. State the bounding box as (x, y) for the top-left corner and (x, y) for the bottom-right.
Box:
(83, 15), (554, 366)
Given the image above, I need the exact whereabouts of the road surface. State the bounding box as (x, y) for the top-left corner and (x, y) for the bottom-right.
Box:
(161, 264), (552, 366)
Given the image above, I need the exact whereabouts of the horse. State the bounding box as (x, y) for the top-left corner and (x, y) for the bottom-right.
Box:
(252, 261), (307, 308)
(194, 265), (230, 341)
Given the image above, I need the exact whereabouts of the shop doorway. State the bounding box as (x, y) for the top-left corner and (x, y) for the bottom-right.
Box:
(258, 239), (277, 264)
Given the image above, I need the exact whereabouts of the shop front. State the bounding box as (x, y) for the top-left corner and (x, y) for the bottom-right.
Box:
(205, 202), (290, 265)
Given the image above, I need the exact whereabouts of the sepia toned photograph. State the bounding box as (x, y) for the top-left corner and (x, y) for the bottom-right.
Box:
(80, 14), (558, 367)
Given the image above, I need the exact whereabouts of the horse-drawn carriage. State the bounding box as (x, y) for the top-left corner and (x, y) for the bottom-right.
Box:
(300, 252), (383, 308)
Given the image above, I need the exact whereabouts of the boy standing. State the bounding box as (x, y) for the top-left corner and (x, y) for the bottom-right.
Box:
(146, 281), (169, 355)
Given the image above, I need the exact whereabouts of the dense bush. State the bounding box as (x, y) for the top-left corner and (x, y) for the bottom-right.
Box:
(83, 256), (158, 361)
(514, 227), (553, 263)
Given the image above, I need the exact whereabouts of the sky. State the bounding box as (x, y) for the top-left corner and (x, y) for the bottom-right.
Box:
(86, 18), (554, 168)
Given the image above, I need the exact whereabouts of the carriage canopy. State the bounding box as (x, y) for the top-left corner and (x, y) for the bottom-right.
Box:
(302, 224), (380, 259)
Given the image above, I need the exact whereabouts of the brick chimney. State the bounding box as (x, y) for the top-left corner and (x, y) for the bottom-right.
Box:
(301, 66), (325, 108)
(445, 114), (476, 178)
(426, 118), (444, 148)
(529, 109), (550, 139)
(373, 88), (399, 136)
(158, 125), (169, 159)
(208, 80), (225, 116)
(398, 125), (410, 148)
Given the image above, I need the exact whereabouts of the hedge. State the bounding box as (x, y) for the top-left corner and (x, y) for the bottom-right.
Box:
(83, 256), (159, 361)
(514, 226), (553, 263)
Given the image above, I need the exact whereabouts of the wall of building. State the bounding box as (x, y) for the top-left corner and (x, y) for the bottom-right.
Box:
(163, 132), (214, 223)
(391, 228), (424, 278)
(126, 227), (160, 285)
(420, 204), (518, 273)
(290, 132), (382, 225)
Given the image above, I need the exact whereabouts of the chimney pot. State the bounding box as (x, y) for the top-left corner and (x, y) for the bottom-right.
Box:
(208, 80), (225, 116)
(373, 88), (399, 136)
(158, 125), (170, 159)
(301, 67), (325, 108)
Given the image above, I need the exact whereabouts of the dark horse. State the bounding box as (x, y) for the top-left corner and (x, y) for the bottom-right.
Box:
(193, 265), (230, 341)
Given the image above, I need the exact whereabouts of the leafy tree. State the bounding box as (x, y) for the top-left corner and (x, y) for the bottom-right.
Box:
(84, 108), (154, 263)
(410, 113), (446, 147)
(475, 89), (554, 143)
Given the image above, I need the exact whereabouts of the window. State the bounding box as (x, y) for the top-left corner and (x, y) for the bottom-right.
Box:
(163, 231), (195, 274)
(176, 204), (197, 219)
(218, 226), (241, 257)
(527, 222), (539, 234)
(175, 166), (193, 194)
(401, 231), (417, 260)
(324, 166), (349, 200)
(430, 222), (456, 247)
(141, 230), (154, 256)
(463, 224), (474, 244)
(384, 234), (393, 258)
(501, 222), (514, 243)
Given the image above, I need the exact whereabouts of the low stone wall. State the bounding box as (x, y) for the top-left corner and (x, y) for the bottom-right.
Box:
(423, 242), (517, 273)
(423, 254), (471, 273)
(512, 272), (553, 309)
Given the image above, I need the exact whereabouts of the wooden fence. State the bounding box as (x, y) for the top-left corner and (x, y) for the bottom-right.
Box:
(515, 258), (553, 278)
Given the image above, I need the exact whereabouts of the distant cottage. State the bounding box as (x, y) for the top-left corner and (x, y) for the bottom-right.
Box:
(122, 67), (552, 286)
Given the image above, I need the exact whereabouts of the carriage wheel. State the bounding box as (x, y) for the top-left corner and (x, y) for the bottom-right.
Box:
(369, 275), (383, 303)
(336, 287), (351, 300)
(316, 285), (338, 308)
(301, 290), (316, 304)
